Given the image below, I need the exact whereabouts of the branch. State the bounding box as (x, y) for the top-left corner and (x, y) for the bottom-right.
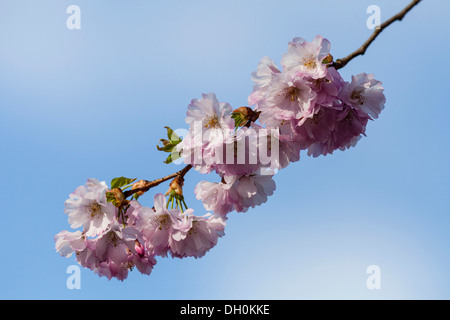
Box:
(123, 164), (192, 198)
(333, 0), (422, 70)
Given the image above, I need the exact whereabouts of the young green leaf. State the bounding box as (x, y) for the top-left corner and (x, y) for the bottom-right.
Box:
(110, 177), (137, 189)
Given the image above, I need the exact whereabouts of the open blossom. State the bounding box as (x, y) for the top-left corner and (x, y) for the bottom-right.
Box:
(214, 125), (262, 177)
(133, 193), (226, 259)
(176, 130), (222, 174)
(92, 220), (156, 280)
(248, 56), (281, 106)
(169, 212), (226, 259)
(55, 216), (157, 281)
(229, 174), (276, 213)
(309, 66), (344, 107)
(64, 179), (116, 237)
(255, 71), (317, 126)
(256, 120), (301, 171)
(281, 35), (331, 78)
(133, 193), (183, 257)
(195, 174), (276, 216)
(185, 92), (234, 145)
(194, 180), (237, 216)
(339, 73), (386, 119)
(54, 230), (86, 258)
(177, 93), (235, 174)
(295, 102), (371, 157)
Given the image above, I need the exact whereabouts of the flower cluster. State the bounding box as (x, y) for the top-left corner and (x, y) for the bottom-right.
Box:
(250, 35), (385, 157)
(177, 35), (385, 217)
(55, 179), (225, 280)
(55, 35), (385, 280)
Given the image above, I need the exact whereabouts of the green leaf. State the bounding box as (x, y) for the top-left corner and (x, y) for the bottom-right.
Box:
(156, 139), (175, 152)
(157, 126), (183, 164)
(165, 126), (181, 143)
(110, 177), (137, 189)
(163, 153), (173, 164)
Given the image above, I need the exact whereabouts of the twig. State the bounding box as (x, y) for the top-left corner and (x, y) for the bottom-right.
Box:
(123, 164), (192, 198)
(333, 0), (422, 70)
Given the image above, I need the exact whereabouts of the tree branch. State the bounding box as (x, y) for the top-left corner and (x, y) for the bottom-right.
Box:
(123, 164), (192, 198)
(333, 0), (422, 70)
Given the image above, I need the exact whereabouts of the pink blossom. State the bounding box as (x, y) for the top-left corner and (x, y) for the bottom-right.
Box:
(281, 35), (331, 78)
(76, 220), (157, 281)
(133, 193), (183, 257)
(229, 174), (276, 213)
(185, 92), (234, 146)
(248, 56), (281, 106)
(169, 212), (226, 259)
(339, 73), (386, 119)
(94, 222), (139, 263)
(95, 261), (129, 281)
(127, 239), (157, 276)
(195, 174), (276, 216)
(309, 67), (344, 107)
(64, 178), (116, 237)
(295, 103), (371, 157)
(255, 71), (317, 126)
(213, 125), (262, 177)
(176, 130), (219, 174)
(54, 230), (86, 258)
(256, 120), (302, 170)
(74, 240), (99, 270)
(177, 93), (236, 174)
(194, 180), (237, 217)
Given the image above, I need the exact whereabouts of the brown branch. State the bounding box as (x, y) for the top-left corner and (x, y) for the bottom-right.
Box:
(123, 164), (192, 198)
(333, 0), (422, 70)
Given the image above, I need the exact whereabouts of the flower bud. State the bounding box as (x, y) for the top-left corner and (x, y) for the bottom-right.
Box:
(323, 53), (333, 64)
(108, 188), (125, 207)
(166, 176), (184, 196)
(231, 107), (260, 127)
(132, 180), (148, 196)
(135, 240), (145, 258)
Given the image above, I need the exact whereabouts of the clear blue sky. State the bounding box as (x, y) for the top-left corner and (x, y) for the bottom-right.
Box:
(0, 0), (448, 299)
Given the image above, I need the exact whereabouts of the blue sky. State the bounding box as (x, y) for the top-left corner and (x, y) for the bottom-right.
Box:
(0, 0), (448, 299)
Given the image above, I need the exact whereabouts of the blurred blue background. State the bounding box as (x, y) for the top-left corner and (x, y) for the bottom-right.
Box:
(0, 0), (448, 299)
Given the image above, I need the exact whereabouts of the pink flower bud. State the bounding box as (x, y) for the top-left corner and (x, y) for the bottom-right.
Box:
(135, 240), (145, 258)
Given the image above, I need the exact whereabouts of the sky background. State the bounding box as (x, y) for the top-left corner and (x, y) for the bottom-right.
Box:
(0, 0), (448, 299)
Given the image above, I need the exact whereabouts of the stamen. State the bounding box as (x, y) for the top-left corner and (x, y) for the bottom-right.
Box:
(203, 115), (221, 129)
(88, 202), (102, 218)
(285, 86), (300, 102)
(351, 89), (367, 105)
(153, 214), (171, 231)
(302, 55), (317, 69)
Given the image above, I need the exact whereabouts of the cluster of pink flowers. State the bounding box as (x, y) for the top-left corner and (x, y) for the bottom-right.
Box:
(178, 35), (385, 218)
(55, 179), (225, 280)
(55, 35), (385, 280)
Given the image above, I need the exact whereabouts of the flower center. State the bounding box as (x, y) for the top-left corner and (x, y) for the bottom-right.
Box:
(124, 261), (135, 271)
(88, 202), (103, 218)
(203, 115), (221, 129)
(107, 231), (120, 247)
(154, 214), (172, 231)
(345, 109), (356, 124)
(285, 86), (300, 102)
(351, 89), (366, 105)
(302, 55), (317, 70)
(187, 220), (199, 236)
